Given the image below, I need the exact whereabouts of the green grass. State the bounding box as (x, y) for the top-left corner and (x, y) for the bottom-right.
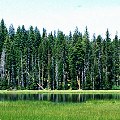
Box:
(0, 90), (120, 94)
(0, 100), (120, 120)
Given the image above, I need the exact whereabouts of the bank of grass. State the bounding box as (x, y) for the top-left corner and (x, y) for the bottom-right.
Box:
(0, 100), (120, 120)
(0, 90), (120, 94)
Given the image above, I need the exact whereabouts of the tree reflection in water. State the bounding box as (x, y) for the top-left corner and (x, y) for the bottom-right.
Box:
(0, 94), (120, 103)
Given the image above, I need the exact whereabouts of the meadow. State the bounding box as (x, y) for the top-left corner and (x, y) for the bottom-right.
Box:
(0, 90), (120, 94)
(0, 90), (120, 120)
(0, 99), (120, 120)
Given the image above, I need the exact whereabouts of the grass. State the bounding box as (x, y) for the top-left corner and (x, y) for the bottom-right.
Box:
(0, 90), (120, 94)
(0, 99), (120, 120)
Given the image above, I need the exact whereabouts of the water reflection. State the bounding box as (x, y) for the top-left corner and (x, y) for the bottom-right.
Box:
(0, 94), (120, 103)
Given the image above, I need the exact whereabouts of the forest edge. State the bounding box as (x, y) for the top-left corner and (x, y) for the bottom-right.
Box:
(0, 90), (120, 94)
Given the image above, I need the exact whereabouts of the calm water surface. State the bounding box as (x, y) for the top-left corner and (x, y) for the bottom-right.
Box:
(0, 94), (120, 103)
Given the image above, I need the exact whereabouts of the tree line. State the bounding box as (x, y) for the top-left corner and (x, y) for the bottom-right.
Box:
(0, 19), (120, 90)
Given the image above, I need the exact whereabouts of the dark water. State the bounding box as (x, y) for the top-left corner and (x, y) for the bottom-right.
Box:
(0, 94), (120, 103)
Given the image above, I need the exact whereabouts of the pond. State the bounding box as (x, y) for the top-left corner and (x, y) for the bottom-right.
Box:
(0, 94), (120, 103)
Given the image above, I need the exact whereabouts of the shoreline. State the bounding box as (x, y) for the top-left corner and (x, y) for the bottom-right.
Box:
(0, 90), (120, 94)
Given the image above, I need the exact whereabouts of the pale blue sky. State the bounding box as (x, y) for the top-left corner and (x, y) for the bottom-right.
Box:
(0, 0), (120, 39)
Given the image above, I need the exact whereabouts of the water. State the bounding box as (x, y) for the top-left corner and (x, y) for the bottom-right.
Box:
(0, 94), (120, 103)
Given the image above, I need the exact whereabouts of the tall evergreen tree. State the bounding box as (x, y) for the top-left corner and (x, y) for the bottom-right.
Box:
(0, 19), (7, 56)
(104, 29), (113, 89)
(112, 34), (120, 88)
(82, 27), (91, 89)
(0, 19), (120, 90)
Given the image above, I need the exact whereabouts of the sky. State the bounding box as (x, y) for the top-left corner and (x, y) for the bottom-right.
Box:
(0, 0), (120, 39)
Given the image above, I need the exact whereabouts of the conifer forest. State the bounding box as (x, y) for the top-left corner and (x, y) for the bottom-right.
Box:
(0, 19), (120, 90)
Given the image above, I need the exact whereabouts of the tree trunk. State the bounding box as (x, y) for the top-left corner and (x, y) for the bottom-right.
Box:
(93, 70), (94, 90)
(52, 57), (54, 90)
(98, 49), (102, 89)
(63, 63), (65, 90)
(28, 49), (30, 73)
(38, 59), (41, 90)
(1, 50), (5, 81)
(82, 66), (84, 90)
(84, 52), (90, 90)
(7, 71), (10, 86)
(26, 54), (28, 88)
(79, 71), (81, 90)
(48, 49), (50, 90)
(56, 60), (58, 90)
(32, 55), (34, 77)
(83, 59), (85, 89)
(85, 71), (86, 90)
(91, 71), (92, 89)
(18, 69), (20, 89)
(37, 83), (45, 90)
(106, 44), (108, 87)
(42, 62), (44, 87)
(12, 64), (15, 88)
(35, 54), (37, 81)
(77, 75), (79, 89)
(21, 53), (24, 87)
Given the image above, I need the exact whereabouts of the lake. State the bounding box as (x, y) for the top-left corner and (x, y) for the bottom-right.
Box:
(0, 94), (120, 103)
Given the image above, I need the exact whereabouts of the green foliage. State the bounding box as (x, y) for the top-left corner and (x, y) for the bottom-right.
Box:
(0, 19), (119, 90)
(0, 100), (120, 120)
(0, 19), (7, 56)
(112, 85), (120, 90)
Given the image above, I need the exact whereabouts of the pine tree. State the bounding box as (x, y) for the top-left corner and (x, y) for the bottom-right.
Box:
(34, 27), (41, 89)
(96, 35), (103, 89)
(0, 19), (120, 90)
(15, 26), (21, 83)
(73, 33), (84, 90)
(82, 27), (91, 89)
(0, 19), (7, 56)
(0, 19), (7, 86)
(69, 28), (83, 90)
(55, 31), (65, 89)
(47, 32), (54, 89)
(104, 29), (113, 89)
(112, 34), (119, 88)
(8, 24), (16, 88)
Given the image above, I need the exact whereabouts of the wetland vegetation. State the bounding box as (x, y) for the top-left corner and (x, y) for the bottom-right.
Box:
(0, 99), (120, 120)
(0, 91), (120, 119)
(0, 90), (120, 94)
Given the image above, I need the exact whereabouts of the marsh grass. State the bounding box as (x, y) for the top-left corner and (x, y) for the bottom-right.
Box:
(0, 90), (120, 94)
(0, 100), (120, 120)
